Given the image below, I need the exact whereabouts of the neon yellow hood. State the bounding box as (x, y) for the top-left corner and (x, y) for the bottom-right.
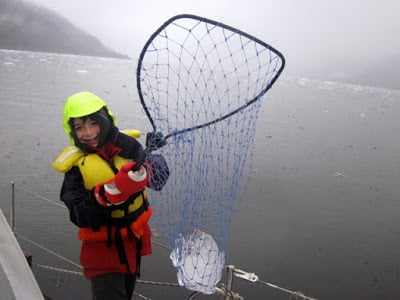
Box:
(62, 91), (117, 145)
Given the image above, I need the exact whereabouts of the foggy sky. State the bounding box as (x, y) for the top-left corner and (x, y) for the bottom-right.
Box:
(26, 0), (400, 80)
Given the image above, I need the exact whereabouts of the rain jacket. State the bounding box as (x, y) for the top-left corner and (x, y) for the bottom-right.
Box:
(53, 92), (159, 279)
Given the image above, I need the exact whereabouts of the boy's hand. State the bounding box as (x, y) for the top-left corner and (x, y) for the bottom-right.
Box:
(146, 132), (166, 152)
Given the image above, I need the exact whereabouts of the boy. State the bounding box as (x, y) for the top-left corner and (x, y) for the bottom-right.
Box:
(52, 91), (168, 300)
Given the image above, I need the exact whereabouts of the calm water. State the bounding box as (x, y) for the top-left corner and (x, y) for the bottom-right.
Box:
(1, 49), (400, 300)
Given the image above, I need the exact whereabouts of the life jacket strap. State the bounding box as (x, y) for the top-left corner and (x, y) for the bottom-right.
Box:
(113, 217), (143, 276)
(110, 190), (148, 219)
(105, 191), (148, 274)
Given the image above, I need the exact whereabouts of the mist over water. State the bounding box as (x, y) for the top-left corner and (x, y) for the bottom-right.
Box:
(1, 49), (399, 299)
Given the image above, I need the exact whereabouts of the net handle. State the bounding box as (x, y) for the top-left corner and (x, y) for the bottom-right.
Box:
(136, 14), (286, 141)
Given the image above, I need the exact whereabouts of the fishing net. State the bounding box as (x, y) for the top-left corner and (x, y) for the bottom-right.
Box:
(136, 14), (285, 294)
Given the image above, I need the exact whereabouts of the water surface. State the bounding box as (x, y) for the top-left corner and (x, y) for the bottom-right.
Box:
(1, 49), (399, 299)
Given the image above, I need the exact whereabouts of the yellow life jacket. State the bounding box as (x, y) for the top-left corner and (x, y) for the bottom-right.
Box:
(52, 129), (152, 241)
(52, 129), (141, 189)
(52, 146), (131, 190)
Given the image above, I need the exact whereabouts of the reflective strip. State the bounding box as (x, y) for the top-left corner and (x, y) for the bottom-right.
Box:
(56, 147), (80, 164)
(104, 182), (121, 195)
(127, 166), (147, 182)
(52, 146), (85, 173)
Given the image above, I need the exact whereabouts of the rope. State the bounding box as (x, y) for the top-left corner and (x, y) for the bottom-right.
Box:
(14, 185), (65, 209)
(151, 239), (169, 250)
(33, 263), (83, 276)
(137, 279), (180, 288)
(31, 261), (180, 289)
(16, 232), (82, 269)
(133, 292), (151, 300)
(257, 279), (317, 300)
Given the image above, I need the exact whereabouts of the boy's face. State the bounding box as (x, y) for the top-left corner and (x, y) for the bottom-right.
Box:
(72, 117), (101, 148)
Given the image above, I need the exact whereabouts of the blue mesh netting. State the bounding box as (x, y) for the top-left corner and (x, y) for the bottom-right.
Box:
(137, 15), (284, 293)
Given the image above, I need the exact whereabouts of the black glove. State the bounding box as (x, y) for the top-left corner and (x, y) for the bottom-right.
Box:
(146, 131), (167, 152)
(146, 153), (170, 191)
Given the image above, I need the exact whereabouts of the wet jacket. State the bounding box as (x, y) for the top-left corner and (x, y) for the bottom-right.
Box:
(53, 91), (165, 279)
(57, 128), (152, 278)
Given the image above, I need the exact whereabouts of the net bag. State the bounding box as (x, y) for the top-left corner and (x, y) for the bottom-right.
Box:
(136, 14), (285, 293)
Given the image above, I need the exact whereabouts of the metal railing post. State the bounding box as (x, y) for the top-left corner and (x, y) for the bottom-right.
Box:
(225, 265), (235, 300)
(10, 181), (15, 233)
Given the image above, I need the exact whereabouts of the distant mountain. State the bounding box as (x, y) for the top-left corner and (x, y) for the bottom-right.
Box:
(0, 0), (128, 59)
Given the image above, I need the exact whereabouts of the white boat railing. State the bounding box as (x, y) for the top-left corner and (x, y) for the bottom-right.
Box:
(0, 206), (45, 300)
